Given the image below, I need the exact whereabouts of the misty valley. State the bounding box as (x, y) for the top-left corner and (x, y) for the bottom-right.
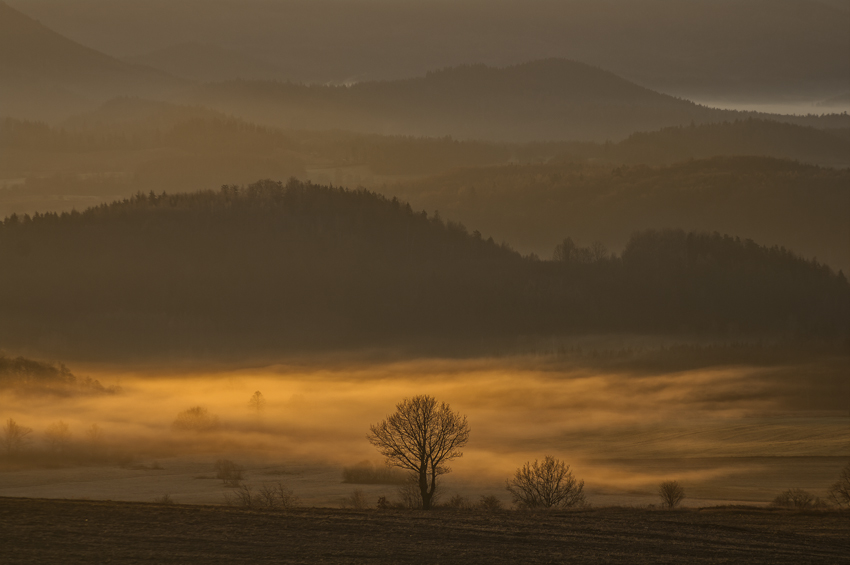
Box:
(1, 0), (849, 563)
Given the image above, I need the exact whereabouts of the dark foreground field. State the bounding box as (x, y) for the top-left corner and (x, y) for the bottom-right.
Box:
(0, 498), (848, 564)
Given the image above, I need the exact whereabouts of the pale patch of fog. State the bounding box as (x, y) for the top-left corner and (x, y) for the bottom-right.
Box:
(1, 356), (845, 506)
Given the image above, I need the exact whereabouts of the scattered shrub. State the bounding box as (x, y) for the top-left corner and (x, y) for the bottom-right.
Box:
(506, 455), (586, 509)
(446, 495), (472, 509)
(225, 484), (254, 507)
(154, 494), (174, 505)
(172, 406), (220, 432)
(214, 459), (244, 486)
(658, 480), (685, 509)
(477, 495), (504, 511)
(377, 496), (392, 510)
(770, 489), (827, 509)
(342, 460), (408, 484)
(257, 482), (299, 509)
(341, 488), (370, 510)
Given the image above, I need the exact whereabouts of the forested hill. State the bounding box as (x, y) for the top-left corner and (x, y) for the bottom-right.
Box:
(187, 60), (850, 142)
(0, 180), (846, 359)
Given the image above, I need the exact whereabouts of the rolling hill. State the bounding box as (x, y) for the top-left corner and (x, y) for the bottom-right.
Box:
(187, 60), (850, 142)
(0, 180), (846, 359)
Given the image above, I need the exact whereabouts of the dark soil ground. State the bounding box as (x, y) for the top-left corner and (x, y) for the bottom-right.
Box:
(0, 497), (848, 564)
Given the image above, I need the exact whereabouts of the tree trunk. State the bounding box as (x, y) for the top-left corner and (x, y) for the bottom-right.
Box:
(419, 469), (431, 510)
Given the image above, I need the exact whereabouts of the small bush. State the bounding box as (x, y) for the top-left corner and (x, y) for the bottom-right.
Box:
(154, 494), (174, 505)
(506, 455), (586, 509)
(214, 459), (244, 487)
(771, 489), (828, 509)
(477, 495), (504, 511)
(341, 488), (370, 510)
(658, 480), (685, 509)
(342, 460), (407, 484)
(172, 406), (219, 432)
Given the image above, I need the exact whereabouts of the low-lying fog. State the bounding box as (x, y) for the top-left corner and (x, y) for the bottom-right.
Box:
(1, 356), (847, 508)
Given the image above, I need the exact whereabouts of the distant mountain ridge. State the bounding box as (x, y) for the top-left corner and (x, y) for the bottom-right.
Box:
(187, 60), (850, 142)
(0, 2), (187, 121)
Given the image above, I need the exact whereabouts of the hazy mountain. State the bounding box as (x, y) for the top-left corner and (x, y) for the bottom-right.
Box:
(0, 2), (187, 121)
(7, 0), (848, 101)
(0, 180), (845, 359)
(387, 157), (850, 273)
(123, 42), (286, 83)
(186, 60), (850, 142)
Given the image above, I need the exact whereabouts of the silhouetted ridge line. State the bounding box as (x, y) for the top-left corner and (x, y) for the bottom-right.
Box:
(0, 179), (846, 359)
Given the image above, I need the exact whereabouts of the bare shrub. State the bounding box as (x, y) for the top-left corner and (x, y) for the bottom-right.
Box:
(225, 484), (254, 507)
(214, 459), (244, 486)
(506, 455), (586, 509)
(446, 494), (472, 509)
(477, 495), (504, 511)
(771, 489), (827, 509)
(377, 496), (393, 510)
(658, 480), (686, 509)
(172, 406), (220, 432)
(154, 494), (174, 505)
(257, 482), (299, 509)
(44, 421), (72, 452)
(2, 418), (32, 454)
(827, 461), (850, 509)
(341, 488), (370, 510)
(342, 460), (407, 485)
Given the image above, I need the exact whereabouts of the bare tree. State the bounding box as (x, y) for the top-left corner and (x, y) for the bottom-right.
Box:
(658, 480), (686, 509)
(248, 391), (266, 415)
(44, 421), (72, 453)
(828, 461), (850, 509)
(367, 395), (469, 510)
(506, 455), (586, 509)
(3, 418), (33, 454)
(84, 423), (103, 456)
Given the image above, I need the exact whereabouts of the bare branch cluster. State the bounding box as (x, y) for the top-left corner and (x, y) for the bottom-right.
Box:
(506, 455), (586, 509)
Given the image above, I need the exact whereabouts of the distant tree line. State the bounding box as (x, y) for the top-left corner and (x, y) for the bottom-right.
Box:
(0, 179), (846, 358)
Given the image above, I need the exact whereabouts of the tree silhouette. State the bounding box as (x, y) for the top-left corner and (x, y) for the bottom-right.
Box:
(2, 418), (32, 454)
(248, 391), (266, 415)
(367, 395), (469, 510)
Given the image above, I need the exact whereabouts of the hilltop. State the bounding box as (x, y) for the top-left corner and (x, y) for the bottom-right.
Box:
(0, 179), (845, 359)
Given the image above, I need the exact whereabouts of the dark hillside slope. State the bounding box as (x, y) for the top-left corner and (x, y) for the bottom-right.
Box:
(189, 60), (850, 142)
(0, 2), (186, 121)
(0, 180), (846, 359)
